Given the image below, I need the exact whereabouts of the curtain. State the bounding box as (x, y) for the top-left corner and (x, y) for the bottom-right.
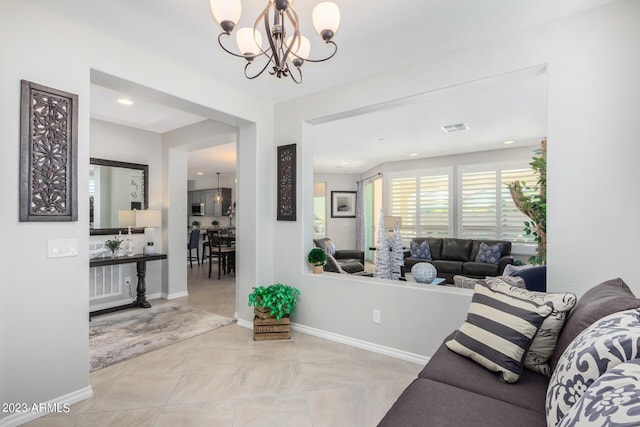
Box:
(355, 180), (365, 251)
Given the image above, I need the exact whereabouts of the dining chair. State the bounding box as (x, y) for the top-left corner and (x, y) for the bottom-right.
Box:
(207, 229), (227, 280)
(201, 230), (210, 264)
(187, 229), (200, 268)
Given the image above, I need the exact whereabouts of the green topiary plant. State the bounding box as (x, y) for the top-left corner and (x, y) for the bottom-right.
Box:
(508, 139), (547, 265)
(307, 248), (327, 266)
(248, 283), (300, 321)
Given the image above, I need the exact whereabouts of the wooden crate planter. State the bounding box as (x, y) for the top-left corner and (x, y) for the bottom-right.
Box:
(253, 306), (291, 341)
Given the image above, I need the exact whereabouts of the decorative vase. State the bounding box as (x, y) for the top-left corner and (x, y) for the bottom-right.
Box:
(411, 262), (438, 284)
(312, 264), (324, 274)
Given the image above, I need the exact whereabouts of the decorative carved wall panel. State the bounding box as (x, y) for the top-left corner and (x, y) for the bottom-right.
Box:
(20, 80), (78, 222)
(277, 144), (296, 221)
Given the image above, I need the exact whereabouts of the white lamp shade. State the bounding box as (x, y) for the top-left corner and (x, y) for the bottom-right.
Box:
(285, 35), (311, 60)
(384, 216), (402, 230)
(210, 0), (241, 26)
(236, 27), (263, 56)
(135, 210), (162, 228)
(312, 2), (340, 35)
(117, 210), (136, 227)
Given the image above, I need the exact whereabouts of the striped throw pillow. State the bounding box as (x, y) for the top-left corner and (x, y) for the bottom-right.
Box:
(445, 284), (554, 383)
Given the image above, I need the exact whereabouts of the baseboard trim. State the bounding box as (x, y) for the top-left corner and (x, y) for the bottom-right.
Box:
(236, 319), (428, 365)
(0, 386), (93, 427)
(237, 318), (253, 330)
(163, 291), (188, 300)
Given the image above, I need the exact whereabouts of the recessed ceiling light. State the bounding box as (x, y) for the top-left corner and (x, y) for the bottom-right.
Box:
(196, 172), (204, 176)
(340, 161), (349, 165)
(409, 153), (418, 157)
(441, 123), (469, 133)
(117, 98), (133, 106)
(503, 140), (515, 145)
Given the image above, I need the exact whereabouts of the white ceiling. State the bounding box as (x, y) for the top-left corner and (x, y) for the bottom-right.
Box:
(29, 0), (616, 104)
(312, 70), (548, 173)
(42, 0), (617, 175)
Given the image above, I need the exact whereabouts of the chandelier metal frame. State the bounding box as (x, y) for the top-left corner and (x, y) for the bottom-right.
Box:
(212, 0), (339, 84)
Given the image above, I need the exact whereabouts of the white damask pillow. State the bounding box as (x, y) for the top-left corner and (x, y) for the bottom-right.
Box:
(488, 282), (576, 376)
(546, 309), (640, 427)
(558, 359), (640, 427)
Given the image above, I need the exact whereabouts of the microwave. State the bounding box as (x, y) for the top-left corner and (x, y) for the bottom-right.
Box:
(191, 203), (204, 216)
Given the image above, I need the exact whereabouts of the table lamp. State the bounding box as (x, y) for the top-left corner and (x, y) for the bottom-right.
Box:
(117, 210), (136, 227)
(136, 210), (162, 255)
(384, 216), (402, 231)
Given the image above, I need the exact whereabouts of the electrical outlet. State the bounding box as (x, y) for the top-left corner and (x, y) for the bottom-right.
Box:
(124, 277), (131, 287)
(372, 309), (381, 324)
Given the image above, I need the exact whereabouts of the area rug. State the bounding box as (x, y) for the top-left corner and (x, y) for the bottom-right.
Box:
(89, 303), (235, 371)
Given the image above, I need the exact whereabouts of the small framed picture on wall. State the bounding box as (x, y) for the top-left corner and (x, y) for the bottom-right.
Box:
(331, 191), (356, 218)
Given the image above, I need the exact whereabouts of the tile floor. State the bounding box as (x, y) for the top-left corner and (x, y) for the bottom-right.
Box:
(26, 263), (420, 426)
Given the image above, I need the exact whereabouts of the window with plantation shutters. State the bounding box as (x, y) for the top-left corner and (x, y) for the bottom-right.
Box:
(458, 165), (537, 242)
(391, 177), (418, 239)
(391, 172), (450, 239)
(460, 170), (498, 239)
(387, 158), (537, 245)
(419, 175), (449, 237)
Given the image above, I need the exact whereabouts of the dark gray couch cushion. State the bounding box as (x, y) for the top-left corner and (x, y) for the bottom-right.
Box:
(323, 254), (344, 273)
(420, 337), (549, 414)
(431, 260), (464, 275)
(378, 378), (545, 427)
(549, 278), (640, 372)
(313, 237), (335, 254)
(441, 238), (473, 261)
(462, 261), (499, 277)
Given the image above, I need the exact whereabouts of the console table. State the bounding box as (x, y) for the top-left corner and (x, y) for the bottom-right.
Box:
(89, 253), (167, 317)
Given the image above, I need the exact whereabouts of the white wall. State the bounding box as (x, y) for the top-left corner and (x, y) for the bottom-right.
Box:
(89, 119), (164, 306)
(2, 0), (640, 423)
(314, 173), (358, 250)
(0, 2), (273, 424)
(273, 0), (640, 359)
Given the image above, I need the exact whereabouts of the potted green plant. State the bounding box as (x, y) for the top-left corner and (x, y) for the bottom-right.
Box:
(307, 248), (327, 274)
(508, 139), (546, 265)
(104, 236), (122, 257)
(248, 283), (300, 340)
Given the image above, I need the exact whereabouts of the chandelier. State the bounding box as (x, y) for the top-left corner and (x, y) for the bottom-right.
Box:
(210, 0), (341, 83)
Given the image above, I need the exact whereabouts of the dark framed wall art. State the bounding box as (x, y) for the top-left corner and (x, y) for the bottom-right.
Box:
(20, 80), (78, 222)
(277, 143), (296, 221)
(331, 191), (356, 218)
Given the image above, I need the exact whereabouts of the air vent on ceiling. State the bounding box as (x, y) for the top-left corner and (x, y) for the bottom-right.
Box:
(441, 123), (469, 133)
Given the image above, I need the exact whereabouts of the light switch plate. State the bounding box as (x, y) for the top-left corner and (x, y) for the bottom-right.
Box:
(48, 239), (79, 258)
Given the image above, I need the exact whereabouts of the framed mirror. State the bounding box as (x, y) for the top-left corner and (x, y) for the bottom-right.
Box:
(89, 158), (149, 235)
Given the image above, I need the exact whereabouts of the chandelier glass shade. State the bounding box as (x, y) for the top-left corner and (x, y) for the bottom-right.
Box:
(216, 172), (222, 203)
(210, 0), (340, 83)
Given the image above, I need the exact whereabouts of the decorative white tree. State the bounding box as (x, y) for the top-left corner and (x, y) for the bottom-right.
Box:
(390, 219), (404, 280)
(374, 209), (391, 279)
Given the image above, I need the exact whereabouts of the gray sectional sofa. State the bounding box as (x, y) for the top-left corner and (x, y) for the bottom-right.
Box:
(379, 278), (640, 427)
(404, 237), (514, 283)
(313, 237), (367, 274)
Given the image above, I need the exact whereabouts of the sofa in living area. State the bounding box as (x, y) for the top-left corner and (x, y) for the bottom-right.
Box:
(313, 237), (369, 275)
(404, 237), (514, 283)
(379, 278), (640, 427)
